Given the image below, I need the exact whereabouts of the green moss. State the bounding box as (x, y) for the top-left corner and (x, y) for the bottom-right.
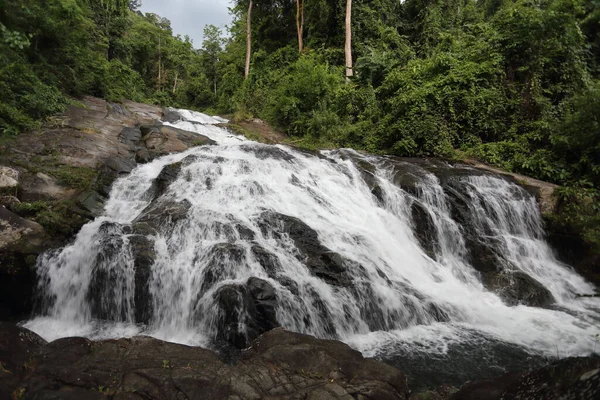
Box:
(50, 165), (98, 191)
(12, 200), (90, 237)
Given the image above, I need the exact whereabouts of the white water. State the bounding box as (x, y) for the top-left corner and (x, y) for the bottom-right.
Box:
(25, 110), (600, 360)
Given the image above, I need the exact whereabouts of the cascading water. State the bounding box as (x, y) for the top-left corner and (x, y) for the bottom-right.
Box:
(24, 109), (599, 384)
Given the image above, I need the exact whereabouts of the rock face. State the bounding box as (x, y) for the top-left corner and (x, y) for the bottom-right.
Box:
(0, 207), (47, 319)
(214, 277), (279, 349)
(0, 97), (215, 320)
(450, 355), (600, 400)
(0, 324), (409, 400)
(258, 211), (352, 287)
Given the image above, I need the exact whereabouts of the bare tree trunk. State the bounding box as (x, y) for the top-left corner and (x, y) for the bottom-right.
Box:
(172, 72), (178, 94)
(244, 1), (253, 79)
(344, 0), (353, 83)
(158, 35), (162, 90)
(296, 0), (304, 53)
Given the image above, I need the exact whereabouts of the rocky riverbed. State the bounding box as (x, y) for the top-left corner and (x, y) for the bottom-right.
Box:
(1, 323), (599, 400)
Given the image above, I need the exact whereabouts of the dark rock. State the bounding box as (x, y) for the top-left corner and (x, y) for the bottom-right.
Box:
(214, 278), (279, 349)
(251, 244), (281, 277)
(163, 108), (183, 123)
(544, 215), (600, 287)
(86, 222), (132, 320)
(258, 212), (352, 286)
(151, 162), (182, 199)
(409, 385), (458, 400)
(0, 206), (47, 320)
(0, 324), (409, 399)
(140, 124), (215, 161)
(483, 271), (555, 307)
(104, 155), (137, 174)
(411, 200), (438, 258)
(239, 143), (295, 161)
(129, 234), (155, 324)
(135, 199), (191, 229)
(0, 322), (47, 396)
(451, 356), (600, 400)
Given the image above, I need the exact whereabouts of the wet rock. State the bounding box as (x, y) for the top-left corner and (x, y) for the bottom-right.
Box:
(214, 278), (279, 349)
(451, 356), (600, 400)
(0, 324), (409, 400)
(240, 143), (295, 161)
(411, 200), (438, 258)
(251, 244), (282, 279)
(141, 124), (215, 160)
(151, 162), (183, 199)
(86, 222), (130, 320)
(483, 271), (555, 307)
(135, 199), (191, 229)
(163, 108), (183, 123)
(129, 234), (156, 323)
(258, 212), (352, 287)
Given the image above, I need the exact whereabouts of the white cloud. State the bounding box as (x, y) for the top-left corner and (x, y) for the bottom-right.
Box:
(140, 0), (233, 48)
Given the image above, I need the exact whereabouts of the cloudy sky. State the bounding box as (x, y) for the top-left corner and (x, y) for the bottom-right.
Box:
(140, 0), (233, 48)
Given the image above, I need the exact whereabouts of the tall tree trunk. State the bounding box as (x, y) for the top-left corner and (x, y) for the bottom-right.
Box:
(296, 0), (304, 53)
(158, 35), (162, 90)
(244, 1), (253, 79)
(344, 0), (353, 83)
(172, 72), (178, 94)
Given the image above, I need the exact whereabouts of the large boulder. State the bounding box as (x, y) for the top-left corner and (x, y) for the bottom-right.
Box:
(214, 277), (279, 349)
(0, 323), (409, 400)
(483, 271), (555, 307)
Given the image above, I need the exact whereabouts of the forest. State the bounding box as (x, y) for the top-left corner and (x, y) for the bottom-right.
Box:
(1, 0), (599, 246)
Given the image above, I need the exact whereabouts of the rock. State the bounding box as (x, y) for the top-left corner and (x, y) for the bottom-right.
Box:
(0, 322), (47, 396)
(77, 191), (106, 216)
(17, 172), (76, 202)
(151, 162), (183, 199)
(0, 167), (19, 195)
(483, 271), (555, 307)
(163, 108), (183, 123)
(0, 323), (409, 399)
(129, 233), (156, 323)
(0, 196), (20, 208)
(239, 143), (295, 161)
(451, 356), (600, 400)
(0, 206), (47, 253)
(411, 200), (438, 258)
(135, 199), (191, 229)
(258, 212), (352, 287)
(212, 277), (279, 349)
(410, 385), (458, 400)
(141, 125), (215, 160)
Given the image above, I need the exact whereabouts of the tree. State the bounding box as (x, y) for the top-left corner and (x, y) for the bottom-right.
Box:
(200, 25), (225, 95)
(296, 0), (305, 53)
(345, 0), (353, 82)
(245, 1), (253, 79)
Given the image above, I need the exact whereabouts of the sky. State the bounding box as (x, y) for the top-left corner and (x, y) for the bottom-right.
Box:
(140, 0), (234, 48)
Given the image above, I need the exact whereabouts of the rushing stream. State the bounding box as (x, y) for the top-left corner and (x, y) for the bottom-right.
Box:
(24, 110), (600, 386)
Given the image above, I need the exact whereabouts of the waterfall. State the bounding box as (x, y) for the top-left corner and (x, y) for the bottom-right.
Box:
(24, 110), (600, 364)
